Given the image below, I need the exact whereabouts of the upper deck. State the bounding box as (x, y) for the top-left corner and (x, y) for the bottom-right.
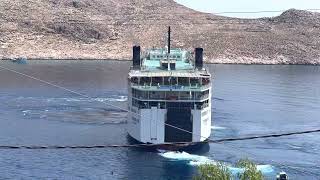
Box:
(129, 48), (211, 78)
(128, 47), (211, 93)
(142, 48), (192, 71)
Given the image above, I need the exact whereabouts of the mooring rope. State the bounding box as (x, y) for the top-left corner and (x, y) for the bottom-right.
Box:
(0, 129), (319, 149)
(208, 129), (320, 143)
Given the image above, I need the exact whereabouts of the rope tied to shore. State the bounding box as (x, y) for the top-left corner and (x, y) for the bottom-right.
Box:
(1, 129), (319, 150)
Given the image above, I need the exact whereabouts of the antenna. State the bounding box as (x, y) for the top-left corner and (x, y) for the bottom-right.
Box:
(168, 26), (171, 54)
(167, 26), (171, 70)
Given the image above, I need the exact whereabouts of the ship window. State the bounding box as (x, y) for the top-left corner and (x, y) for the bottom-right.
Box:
(164, 77), (170, 86)
(151, 77), (163, 86)
(166, 102), (193, 109)
(195, 100), (209, 110)
(177, 55), (181, 58)
(131, 77), (139, 85)
(200, 90), (209, 99)
(132, 99), (138, 107)
(170, 77), (177, 85)
(166, 91), (179, 100)
(192, 91), (209, 100)
(192, 92), (196, 99)
(132, 89), (148, 99)
(140, 77), (151, 86)
(159, 102), (166, 109)
(137, 101), (149, 109)
(149, 101), (158, 107)
(195, 102), (202, 110)
(180, 91), (192, 100)
(132, 88), (135, 95)
(139, 91), (148, 99)
(190, 78), (200, 87)
(202, 78), (210, 86)
(178, 77), (189, 86)
(149, 91), (165, 100)
(194, 92), (201, 100)
(148, 101), (166, 109)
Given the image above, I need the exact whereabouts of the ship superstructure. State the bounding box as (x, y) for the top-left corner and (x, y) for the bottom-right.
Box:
(127, 28), (212, 145)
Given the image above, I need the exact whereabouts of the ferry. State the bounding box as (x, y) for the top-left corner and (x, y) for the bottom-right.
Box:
(127, 27), (212, 149)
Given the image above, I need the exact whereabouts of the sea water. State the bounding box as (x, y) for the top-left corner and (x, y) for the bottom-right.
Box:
(0, 60), (319, 179)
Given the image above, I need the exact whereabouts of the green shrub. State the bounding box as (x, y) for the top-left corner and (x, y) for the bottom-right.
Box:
(193, 159), (264, 180)
(193, 163), (232, 180)
(236, 159), (264, 180)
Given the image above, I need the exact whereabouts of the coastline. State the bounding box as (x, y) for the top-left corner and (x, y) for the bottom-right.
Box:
(1, 58), (319, 65)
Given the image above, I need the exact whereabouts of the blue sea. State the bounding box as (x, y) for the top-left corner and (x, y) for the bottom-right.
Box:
(0, 60), (319, 179)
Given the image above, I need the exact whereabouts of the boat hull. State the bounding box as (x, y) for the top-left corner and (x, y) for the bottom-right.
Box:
(127, 105), (212, 145)
(127, 134), (210, 152)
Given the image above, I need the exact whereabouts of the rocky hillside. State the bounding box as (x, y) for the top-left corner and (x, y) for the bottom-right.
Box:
(0, 0), (320, 64)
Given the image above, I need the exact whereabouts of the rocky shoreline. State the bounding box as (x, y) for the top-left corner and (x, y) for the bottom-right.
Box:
(2, 57), (320, 65)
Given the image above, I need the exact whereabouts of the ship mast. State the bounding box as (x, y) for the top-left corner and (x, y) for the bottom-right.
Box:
(167, 26), (171, 71)
(168, 26), (171, 54)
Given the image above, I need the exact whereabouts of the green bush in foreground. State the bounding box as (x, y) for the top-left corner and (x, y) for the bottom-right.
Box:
(194, 159), (264, 180)
(193, 163), (232, 180)
(236, 159), (264, 180)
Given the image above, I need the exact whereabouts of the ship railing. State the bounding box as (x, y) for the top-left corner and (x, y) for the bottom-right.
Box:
(130, 83), (210, 90)
(196, 104), (209, 110)
(132, 93), (209, 101)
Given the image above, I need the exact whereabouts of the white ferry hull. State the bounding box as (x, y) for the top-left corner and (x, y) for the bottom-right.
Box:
(127, 102), (212, 145)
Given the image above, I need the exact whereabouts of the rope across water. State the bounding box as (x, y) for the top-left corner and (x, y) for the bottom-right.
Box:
(0, 129), (319, 149)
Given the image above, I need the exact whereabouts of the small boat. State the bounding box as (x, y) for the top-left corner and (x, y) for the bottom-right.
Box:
(10, 57), (27, 64)
(276, 172), (289, 180)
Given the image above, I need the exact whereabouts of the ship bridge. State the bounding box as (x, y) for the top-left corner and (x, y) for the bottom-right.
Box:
(142, 48), (193, 71)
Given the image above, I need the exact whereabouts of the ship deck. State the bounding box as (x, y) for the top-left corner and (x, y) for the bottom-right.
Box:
(143, 59), (193, 71)
(128, 70), (210, 78)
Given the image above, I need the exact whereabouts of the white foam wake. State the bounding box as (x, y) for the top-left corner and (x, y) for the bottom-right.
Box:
(159, 151), (216, 165)
(211, 126), (227, 130)
(159, 151), (274, 174)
